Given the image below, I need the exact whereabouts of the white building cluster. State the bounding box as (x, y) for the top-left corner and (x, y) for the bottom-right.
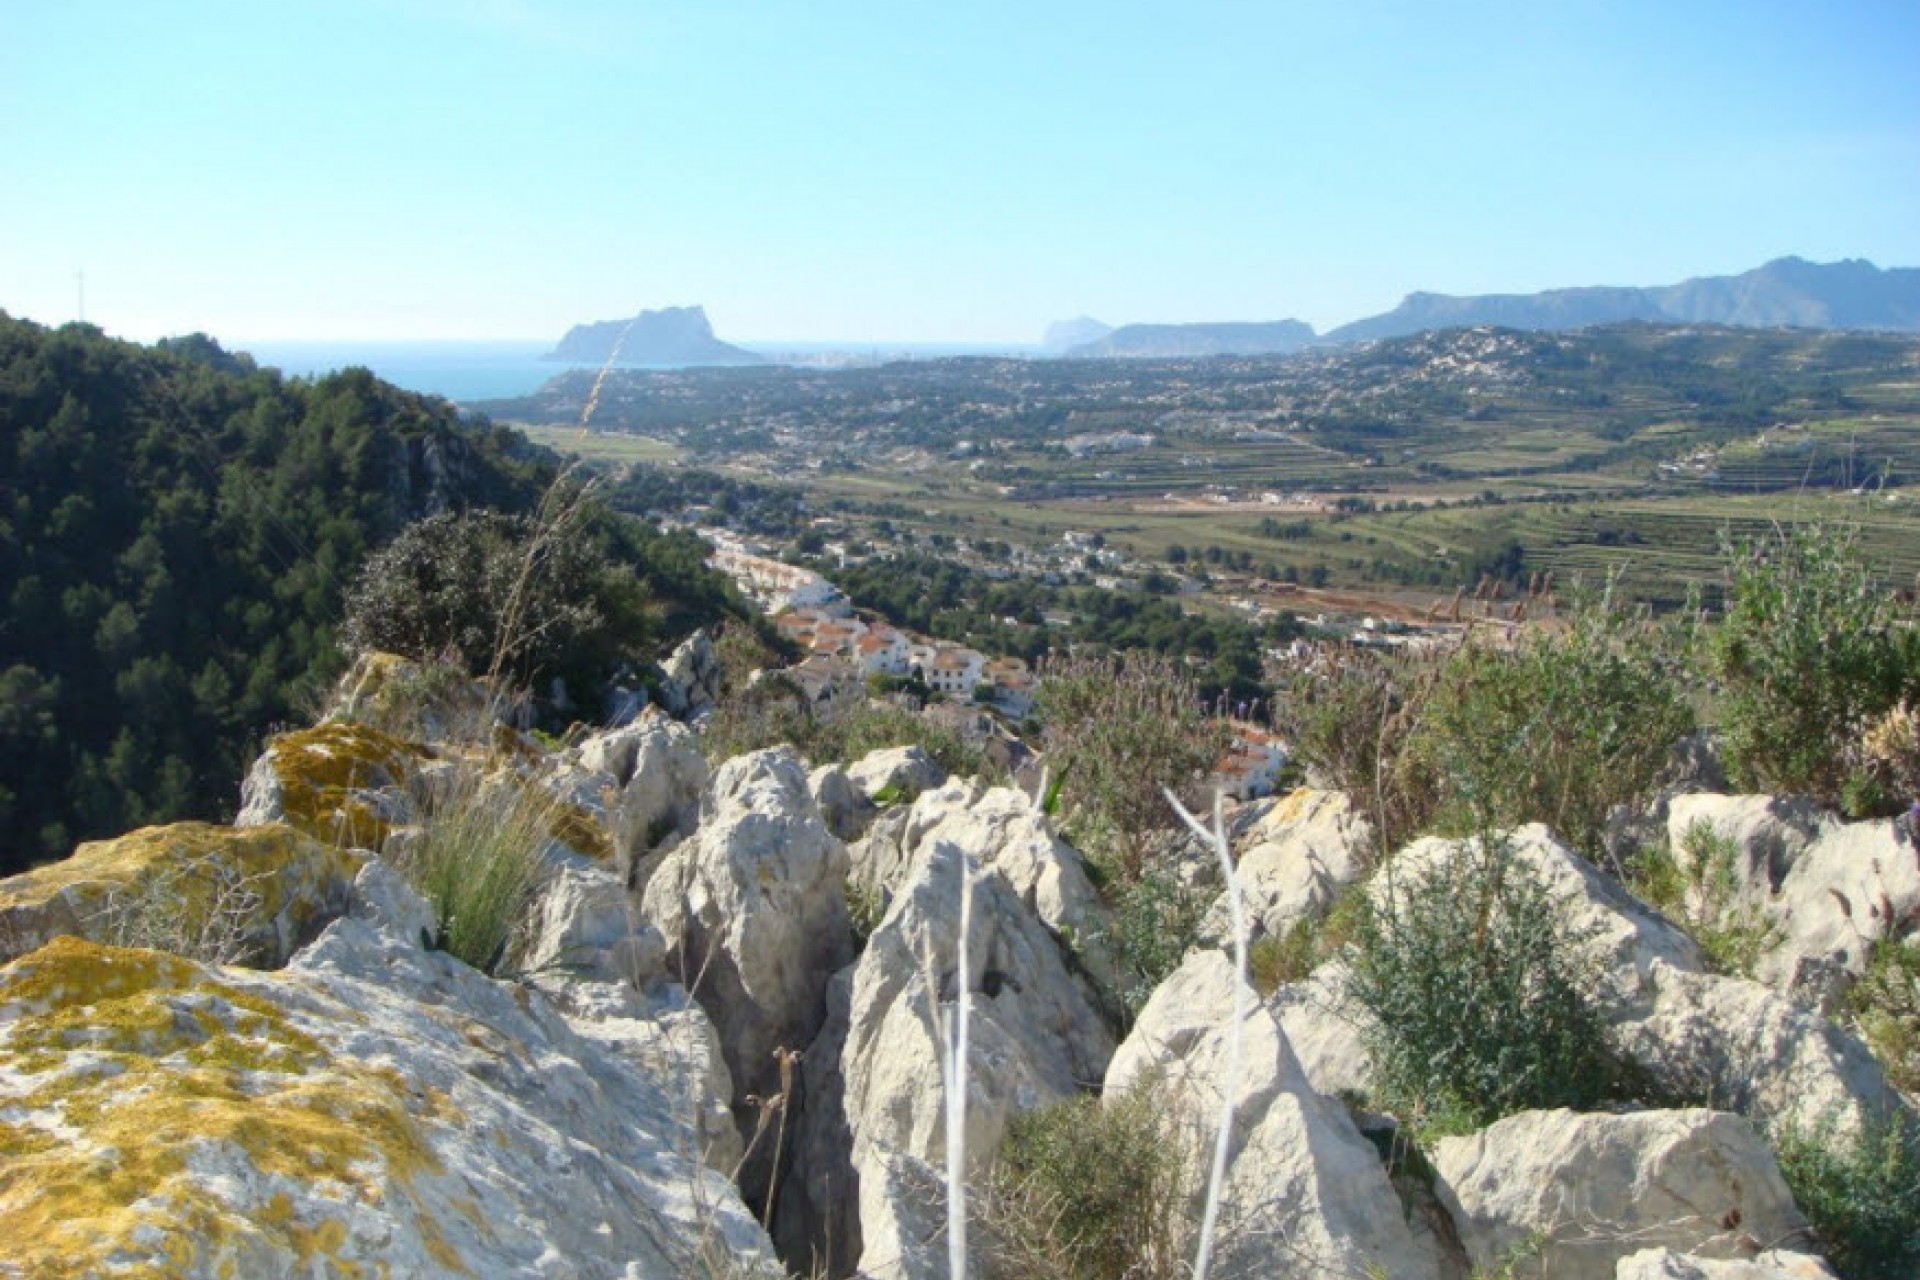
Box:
(772, 607), (1037, 718)
(705, 534), (847, 614)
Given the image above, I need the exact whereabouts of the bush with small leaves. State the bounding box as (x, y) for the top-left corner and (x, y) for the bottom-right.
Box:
(1037, 651), (1230, 883)
(1711, 525), (1920, 811)
(1275, 645), (1440, 860)
(1347, 834), (1622, 1133)
(977, 1088), (1192, 1280)
(1408, 580), (1694, 860)
(1770, 1111), (1920, 1280)
(342, 503), (652, 697)
(1847, 939), (1920, 1096)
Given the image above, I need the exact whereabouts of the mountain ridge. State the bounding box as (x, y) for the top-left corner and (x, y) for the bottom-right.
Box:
(1065, 258), (1920, 358)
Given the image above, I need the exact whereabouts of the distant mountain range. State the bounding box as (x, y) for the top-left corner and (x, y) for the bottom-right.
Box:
(545, 306), (765, 367)
(1058, 258), (1920, 358)
(1041, 316), (1114, 350)
(1068, 318), (1314, 358)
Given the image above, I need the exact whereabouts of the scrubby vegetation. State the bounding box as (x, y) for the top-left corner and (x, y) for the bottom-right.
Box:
(388, 781), (555, 975)
(700, 674), (983, 779)
(1847, 940), (1920, 1095)
(977, 1088), (1191, 1280)
(1711, 524), (1920, 813)
(1771, 1112), (1920, 1280)
(1037, 651), (1230, 882)
(1346, 835), (1623, 1136)
(341, 500), (652, 696)
(1406, 583), (1694, 858)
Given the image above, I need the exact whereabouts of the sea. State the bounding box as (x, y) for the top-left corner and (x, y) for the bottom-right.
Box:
(236, 339), (1047, 405)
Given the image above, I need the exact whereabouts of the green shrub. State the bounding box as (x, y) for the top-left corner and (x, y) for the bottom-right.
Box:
(342, 502), (653, 696)
(1347, 834), (1621, 1132)
(391, 781), (552, 975)
(1711, 525), (1920, 808)
(700, 680), (985, 779)
(1037, 651), (1230, 883)
(1275, 645), (1440, 858)
(1090, 859), (1214, 1018)
(1247, 887), (1368, 995)
(1770, 1112), (1920, 1280)
(1408, 581), (1694, 859)
(1848, 939), (1920, 1095)
(978, 1089), (1191, 1280)
(1672, 821), (1779, 979)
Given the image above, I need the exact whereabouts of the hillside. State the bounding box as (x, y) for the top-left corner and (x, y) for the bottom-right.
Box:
(545, 305), (767, 367)
(1067, 317), (1316, 357)
(1326, 256), (1920, 343)
(0, 317), (752, 878)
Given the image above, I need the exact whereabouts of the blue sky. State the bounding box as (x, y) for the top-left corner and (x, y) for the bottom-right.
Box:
(3, 0), (1916, 343)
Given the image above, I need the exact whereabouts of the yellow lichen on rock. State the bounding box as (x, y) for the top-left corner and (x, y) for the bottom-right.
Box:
(264, 721), (425, 848)
(0, 822), (361, 968)
(0, 937), (444, 1279)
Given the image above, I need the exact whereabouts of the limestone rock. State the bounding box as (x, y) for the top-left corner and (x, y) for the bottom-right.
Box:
(1433, 1108), (1809, 1280)
(1207, 787), (1372, 942)
(1388, 825), (1706, 1015)
(845, 779), (1123, 1025)
(773, 969), (861, 1274)
(1615, 1248), (1840, 1279)
(640, 748), (855, 1191)
(237, 721), (425, 848)
(812, 763), (872, 841)
(846, 839), (1114, 1171)
(658, 629), (724, 718)
(1757, 815), (1920, 1001)
(323, 651), (493, 743)
(0, 925), (773, 1278)
(552, 713), (708, 888)
(841, 839), (1116, 1276)
(343, 856), (437, 946)
(1615, 961), (1909, 1137)
(1272, 959), (1373, 1098)
(542, 976), (745, 1176)
(1106, 949), (1439, 1280)
(853, 1150), (951, 1280)
(1666, 795), (1825, 912)
(517, 857), (664, 988)
(845, 746), (947, 806)
(0, 821), (359, 969)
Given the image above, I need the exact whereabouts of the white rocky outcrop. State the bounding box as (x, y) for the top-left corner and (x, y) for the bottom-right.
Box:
(1615, 960), (1909, 1136)
(0, 821), (360, 969)
(854, 780), (1115, 988)
(832, 838), (1117, 1276)
(517, 857), (665, 987)
(658, 629), (724, 718)
(845, 746), (947, 805)
(640, 748), (855, 1198)
(550, 712), (709, 889)
(1432, 1108), (1809, 1280)
(1207, 787), (1371, 942)
(1271, 959), (1373, 1098)
(1666, 795), (1825, 912)
(0, 871), (772, 1278)
(1107, 949), (1440, 1280)
(1615, 1248), (1841, 1279)
(1667, 795), (1920, 1005)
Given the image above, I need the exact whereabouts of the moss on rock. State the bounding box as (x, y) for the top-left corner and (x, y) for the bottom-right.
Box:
(0, 823), (360, 968)
(0, 937), (444, 1279)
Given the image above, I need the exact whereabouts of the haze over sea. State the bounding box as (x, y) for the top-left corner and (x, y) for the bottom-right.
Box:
(240, 339), (1044, 404)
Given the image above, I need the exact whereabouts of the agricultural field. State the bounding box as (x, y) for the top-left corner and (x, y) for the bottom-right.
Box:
(485, 322), (1920, 613)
